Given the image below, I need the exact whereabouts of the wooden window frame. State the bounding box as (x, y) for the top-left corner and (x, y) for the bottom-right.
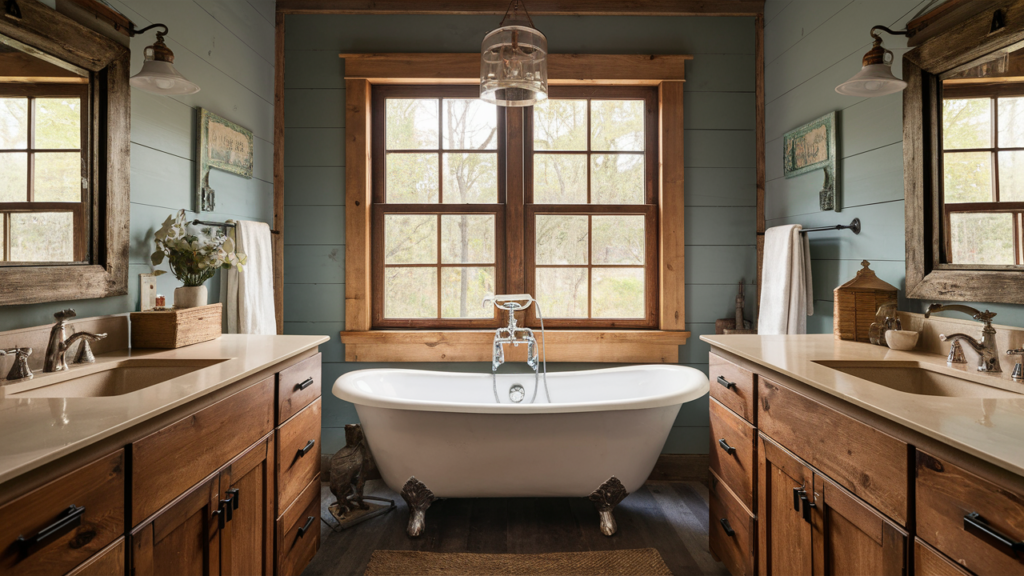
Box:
(0, 2), (130, 306)
(340, 53), (691, 362)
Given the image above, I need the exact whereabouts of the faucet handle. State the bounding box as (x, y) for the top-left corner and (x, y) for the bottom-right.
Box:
(53, 308), (77, 321)
(1008, 349), (1024, 382)
(975, 310), (997, 323)
(946, 340), (967, 364)
(4, 347), (33, 380)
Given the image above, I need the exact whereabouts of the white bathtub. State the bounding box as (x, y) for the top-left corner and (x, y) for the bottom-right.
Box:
(333, 365), (709, 499)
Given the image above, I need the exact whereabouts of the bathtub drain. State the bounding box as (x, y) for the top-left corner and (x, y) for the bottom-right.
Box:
(509, 384), (526, 403)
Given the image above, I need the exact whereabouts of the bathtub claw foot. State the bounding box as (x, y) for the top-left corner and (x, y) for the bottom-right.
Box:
(401, 477), (436, 537)
(589, 476), (629, 536)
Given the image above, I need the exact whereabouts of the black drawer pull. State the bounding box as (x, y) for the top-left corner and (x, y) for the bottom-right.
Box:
(964, 512), (1024, 561)
(295, 377), (315, 391)
(719, 518), (735, 537)
(227, 488), (240, 510)
(299, 439), (316, 457)
(298, 516), (315, 537)
(718, 438), (736, 455)
(220, 499), (234, 523)
(716, 376), (736, 389)
(17, 504), (85, 555)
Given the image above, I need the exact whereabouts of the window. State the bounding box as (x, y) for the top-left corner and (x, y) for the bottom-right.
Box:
(371, 85), (657, 329)
(0, 85), (88, 265)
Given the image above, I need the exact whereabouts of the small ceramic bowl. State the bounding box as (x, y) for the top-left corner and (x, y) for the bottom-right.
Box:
(885, 330), (920, 351)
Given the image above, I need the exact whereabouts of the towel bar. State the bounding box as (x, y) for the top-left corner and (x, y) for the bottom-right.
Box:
(798, 218), (860, 235)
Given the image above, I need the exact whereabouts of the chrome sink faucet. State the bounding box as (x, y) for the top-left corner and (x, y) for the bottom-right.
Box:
(485, 295), (538, 371)
(44, 309), (107, 373)
(924, 304), (1001, 373)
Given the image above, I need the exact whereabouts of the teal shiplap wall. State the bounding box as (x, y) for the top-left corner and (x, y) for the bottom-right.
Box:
(282, 14), (758, 455)
(0, 0), (275, 331)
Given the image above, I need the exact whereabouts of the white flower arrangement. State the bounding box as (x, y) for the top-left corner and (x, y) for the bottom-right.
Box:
(151, 210), (246, 287)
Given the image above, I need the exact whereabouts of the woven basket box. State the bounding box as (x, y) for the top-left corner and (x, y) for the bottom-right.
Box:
(130, 303), (222, 349)
(833, 261), (897, 343)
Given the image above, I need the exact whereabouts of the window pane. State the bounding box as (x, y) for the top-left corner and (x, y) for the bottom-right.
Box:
(384, 214), (436, 264)
(442, 99), (497, 150)
(0, 152), (27, 202)
(592, 215), (644, 265)
(34, 98), (80, 149)
(34, 152), (80, 202)
(385, 267), (437, 318)
(591, 154), (644, 204)
(441, 267), (495, 318)
(441, 214), (494, 264)
(0, 98), (28, 149)
(386, 99), (438, 150)
(949, 212), (1014, 265)
(533, 99), (586, 151)
(536, 267), (587, 318)
(592, 268), (644, 318)
(386, 153), (438, 203)
(534, 154), (586, 203)
(943, 98), (991, 150)
(536, 215), (588, 265)
(591, 100), (644, 151)
(998, 151), (1024, 201)
(442, 153), (497, 203)
(944, 152), (992, 202)
(998, 97), (1024, 148)
(10, 212), (74, 262)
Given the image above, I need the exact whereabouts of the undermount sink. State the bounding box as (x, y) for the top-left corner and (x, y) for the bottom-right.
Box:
(815, 360), (1023, 399)
(7, 359), (227, 398)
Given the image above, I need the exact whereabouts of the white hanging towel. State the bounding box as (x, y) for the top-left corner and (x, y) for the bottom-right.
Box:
(223, 220), (277, 335)
(757, 224), (813, 335)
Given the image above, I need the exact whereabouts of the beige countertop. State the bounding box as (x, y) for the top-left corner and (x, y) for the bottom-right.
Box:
(0, 334), (328, 485)
(701, 334), (1024, 478)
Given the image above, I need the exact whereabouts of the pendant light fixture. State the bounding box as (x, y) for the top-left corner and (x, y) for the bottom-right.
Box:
(128, 24), (200, 96)
(480, 0), (547, 107)
(836, 26), (909, 97)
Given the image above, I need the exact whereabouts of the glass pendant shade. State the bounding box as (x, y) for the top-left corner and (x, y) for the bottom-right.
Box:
(480, 23), (548, 107)
(130, 38), (200, 95)
(835, 63), (906, 97)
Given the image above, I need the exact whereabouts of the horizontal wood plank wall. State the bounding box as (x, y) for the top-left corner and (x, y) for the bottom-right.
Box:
(762, 0), (1024, 328)
(281, 14), (758, 458)
(277, 0), (764, 16)
(1, 0), (276, 329)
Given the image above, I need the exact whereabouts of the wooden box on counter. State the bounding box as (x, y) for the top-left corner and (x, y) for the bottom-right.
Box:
(130, 303), (222, 349)
(833, 261), (898, 343)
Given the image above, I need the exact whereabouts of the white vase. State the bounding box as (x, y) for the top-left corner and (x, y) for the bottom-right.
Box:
(174, 285), (208, 309)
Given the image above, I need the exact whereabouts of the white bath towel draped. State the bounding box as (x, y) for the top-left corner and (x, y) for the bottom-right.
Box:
(222, 220), (277, 335)
(758, 224), (813, 335)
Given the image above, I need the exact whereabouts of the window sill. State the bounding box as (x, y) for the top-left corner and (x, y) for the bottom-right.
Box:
(339, 330), (691, 363)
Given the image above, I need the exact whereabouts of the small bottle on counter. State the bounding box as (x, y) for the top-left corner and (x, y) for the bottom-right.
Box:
(155, 294), (166, 309)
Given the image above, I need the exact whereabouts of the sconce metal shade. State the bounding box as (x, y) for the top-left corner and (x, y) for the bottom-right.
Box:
(480, 1), (548, 107)
(130, 30), (199, 95)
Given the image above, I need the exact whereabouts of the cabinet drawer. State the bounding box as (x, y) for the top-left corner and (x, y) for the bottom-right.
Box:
(758, 377), (909, 526)
(710, 468), (755, 576)
(0, 450), (124, 576)
(67, 537), (124, 576)
(710, 352), (755, 425)
(277, 397), (322, 515)
(915, 538), (972, 576)
(276, 475), (321, 576)
(278, 353), (321, 425)
(132, 376), (274, 525)
(709, 397), (756, 512)
(917, 451), (1024, 575)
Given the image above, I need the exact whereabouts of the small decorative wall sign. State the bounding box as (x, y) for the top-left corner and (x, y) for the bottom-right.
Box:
(783, 111), (839, 212)
(195, 107), (253, 212)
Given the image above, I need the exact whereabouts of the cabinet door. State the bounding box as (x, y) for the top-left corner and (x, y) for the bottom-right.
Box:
(130, 477), (221, 576)
(220, 434), (275, 576)
(812, 474), (907, 576)
(759, 435), (814, 576)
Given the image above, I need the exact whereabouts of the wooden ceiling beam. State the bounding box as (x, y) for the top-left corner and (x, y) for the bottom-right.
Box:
(279, 0), (763, 16)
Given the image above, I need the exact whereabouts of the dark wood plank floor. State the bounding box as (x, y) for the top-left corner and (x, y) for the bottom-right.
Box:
(303, 479), (729, 576)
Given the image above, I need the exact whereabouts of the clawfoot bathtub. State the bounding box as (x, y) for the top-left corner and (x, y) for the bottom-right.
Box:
(333, 364), (709, 536)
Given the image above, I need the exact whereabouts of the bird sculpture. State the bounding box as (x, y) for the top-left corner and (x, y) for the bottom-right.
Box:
(329, 424), (373, 517)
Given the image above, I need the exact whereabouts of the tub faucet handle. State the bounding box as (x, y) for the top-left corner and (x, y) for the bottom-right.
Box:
(492, 340), (505, 371)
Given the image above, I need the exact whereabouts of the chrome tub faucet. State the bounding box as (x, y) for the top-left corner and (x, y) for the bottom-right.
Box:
(924, 304), (1001, 373)
(44, 309), (107, 373)
(486, 295), (538, 371)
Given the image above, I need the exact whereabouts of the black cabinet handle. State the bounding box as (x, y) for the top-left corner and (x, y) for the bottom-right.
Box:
(716, 376), (736, 389)
(220, 499), (234, 523)
(17, 505), (85, 555)
(719, 518), (735, 537)
(800, 492), (815, 524)
(298, 439), (315, 457)
(295, 377), (315, 391)
(964, 512), (1024, 561)
(718, 438), (736, 455)
(298, 516), (315, 537)
(793, 487), (802, 512)
(227, 489), (240, 510)
(213, 507), (225, 530)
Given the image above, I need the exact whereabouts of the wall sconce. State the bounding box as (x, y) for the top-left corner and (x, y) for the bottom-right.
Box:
(128, 23), (200, 95)
(480, 0), (548, 107)
(836, 26), (910, 97)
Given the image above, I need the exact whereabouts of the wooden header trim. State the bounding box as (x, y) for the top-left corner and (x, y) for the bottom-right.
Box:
(282, 0), (763, 16)
(340, 53), (692, 84)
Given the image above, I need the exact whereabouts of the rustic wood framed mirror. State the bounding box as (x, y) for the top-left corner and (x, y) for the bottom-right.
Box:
(0, 1), (130, 306)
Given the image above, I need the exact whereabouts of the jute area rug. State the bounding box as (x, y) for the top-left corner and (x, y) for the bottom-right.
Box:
(363, 548), (673, 576)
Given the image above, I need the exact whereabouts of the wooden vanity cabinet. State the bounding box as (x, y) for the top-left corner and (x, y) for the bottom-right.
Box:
(758, 436), (813, 576)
